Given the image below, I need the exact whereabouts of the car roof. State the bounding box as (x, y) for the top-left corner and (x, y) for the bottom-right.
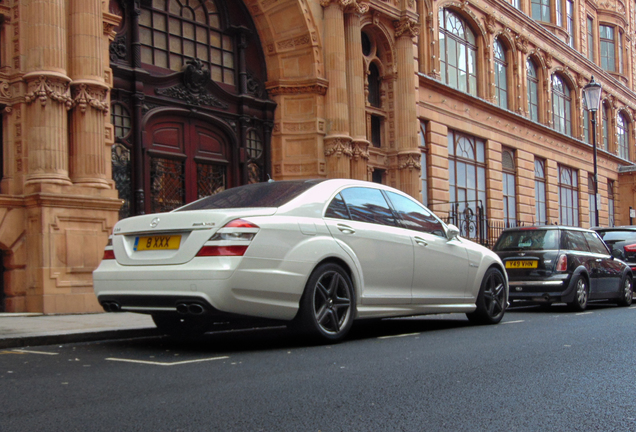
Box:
(500, 225), (594, 234)
(592, 226), (636, 231)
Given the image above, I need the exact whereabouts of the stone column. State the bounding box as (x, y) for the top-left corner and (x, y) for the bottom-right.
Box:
(394, 18), (420, 198)
(345, 3), (370, 180)
(23, 0), (72, 187)
(68, 0), (110, 188)
(321, 0), (351, 179)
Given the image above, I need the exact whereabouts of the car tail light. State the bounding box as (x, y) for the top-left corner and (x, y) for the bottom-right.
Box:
(196, 219), (259, 257)
(103, 249), (115, 260)
(624, 244), (636, 253)
(556, 254), (567, 272)
(196, 245), (249, 257)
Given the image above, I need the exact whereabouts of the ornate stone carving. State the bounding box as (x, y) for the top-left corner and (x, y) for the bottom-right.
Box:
(515, 35), (529, 54)
(344, 0), (369, 14)
(351, 141), (370, 160)
(155, 59), (229, 109)
(394, 18), (420, 39)
(0, 80), (11, 99)
(398, 153), (421, 170)
(267, 84), (328, 96)
(109, 35), (127, 62)
(71, 84), (109, 114)
(324, 138), (353, 158)
(485, 14), (497, 34)
(25, 75), (73, 109)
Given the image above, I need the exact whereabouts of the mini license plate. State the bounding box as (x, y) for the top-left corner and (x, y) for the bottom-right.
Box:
(134, 235), (181, 251)
(505, 260), (538, 269)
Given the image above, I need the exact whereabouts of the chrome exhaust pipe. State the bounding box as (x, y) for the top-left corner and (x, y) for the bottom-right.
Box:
(176, 303), (189, 314)
(188, 304), (205, 315)
(110, 302), (121, 312)
(102, 302), (111, 312)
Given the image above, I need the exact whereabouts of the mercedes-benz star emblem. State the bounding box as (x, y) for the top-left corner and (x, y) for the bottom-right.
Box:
(150, 217), (160, 228)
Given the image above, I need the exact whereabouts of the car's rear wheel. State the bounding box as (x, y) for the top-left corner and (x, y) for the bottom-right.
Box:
(295, 263), (355, 342)
(151, 314), (209, 338)
(568, 275), (588, 312)
(616, 275), (633, 307)
(466, 267), (506, 325)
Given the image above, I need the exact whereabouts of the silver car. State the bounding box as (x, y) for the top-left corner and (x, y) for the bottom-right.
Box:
(94, 179), (508, 342)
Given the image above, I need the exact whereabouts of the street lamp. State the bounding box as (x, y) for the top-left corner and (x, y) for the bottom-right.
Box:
(583, 76), (602, 227)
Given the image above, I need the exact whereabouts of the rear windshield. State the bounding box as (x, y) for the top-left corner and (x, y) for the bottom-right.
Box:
(493, 229), (559, 251)
(596, 230), (636, 242)
(176, 180), (322, 211)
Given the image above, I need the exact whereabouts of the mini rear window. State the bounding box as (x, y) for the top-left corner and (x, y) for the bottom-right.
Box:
(176, 180), (323, 211)
(493, 229), (559, 251)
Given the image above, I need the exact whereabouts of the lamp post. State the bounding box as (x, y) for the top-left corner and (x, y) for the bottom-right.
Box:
(583, 76), (602, 228)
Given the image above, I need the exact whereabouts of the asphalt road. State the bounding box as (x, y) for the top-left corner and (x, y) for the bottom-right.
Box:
(1, 303), (635, 432)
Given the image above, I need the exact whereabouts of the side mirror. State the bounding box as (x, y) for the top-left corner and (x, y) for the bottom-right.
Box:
(611, 249), (624, 260)
(447, 224), (460, 241)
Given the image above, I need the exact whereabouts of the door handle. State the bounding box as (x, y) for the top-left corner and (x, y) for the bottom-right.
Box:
(414, 236), (428, 246)
(595, 258), (602, 262)
(337, 224), (355, 234)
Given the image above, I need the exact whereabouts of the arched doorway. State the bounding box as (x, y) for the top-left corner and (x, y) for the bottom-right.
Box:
(145, 114), (233, 213)
(108, 0), (274, 217)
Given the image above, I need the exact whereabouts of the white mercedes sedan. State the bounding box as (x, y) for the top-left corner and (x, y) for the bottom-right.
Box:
(94, 179), (508, 342)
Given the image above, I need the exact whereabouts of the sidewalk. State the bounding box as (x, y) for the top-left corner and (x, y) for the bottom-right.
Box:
(0, 312), (160, 349)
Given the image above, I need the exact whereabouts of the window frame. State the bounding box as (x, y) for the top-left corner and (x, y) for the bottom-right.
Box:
(494, 38), (509, 110)
(551, 74), (572, 137)
(535, 159), (547, 225)
(439, 8), (478, 96)
(559, 165), (579, 227)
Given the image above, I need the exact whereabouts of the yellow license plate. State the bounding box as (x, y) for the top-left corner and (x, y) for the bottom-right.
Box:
(506, 260), (538, 269)
(134, 235), (181, 251)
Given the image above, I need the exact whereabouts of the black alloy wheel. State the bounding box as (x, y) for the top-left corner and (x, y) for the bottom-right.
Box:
(568, 275), (588, 312)
(466, 267), (507, 324)
(296, 263), (355, 342)
(616, 275), (633, 307)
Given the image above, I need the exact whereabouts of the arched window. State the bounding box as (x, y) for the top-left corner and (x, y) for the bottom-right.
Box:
(139, 0), (235, 85)
(439, 9), (477, 96)
(494, 39), (508, 109)
(551, 74), (571, 136)
(617, 112), (629, 160)
(527, 59), (539, 121)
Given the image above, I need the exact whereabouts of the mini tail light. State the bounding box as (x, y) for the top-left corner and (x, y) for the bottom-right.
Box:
(103, 249), (115, 260)
(556, 254), (567, 272)
(624, 244), (636, 253)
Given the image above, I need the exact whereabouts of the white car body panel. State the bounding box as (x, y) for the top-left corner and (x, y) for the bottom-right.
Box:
(94, 179), (507, 325)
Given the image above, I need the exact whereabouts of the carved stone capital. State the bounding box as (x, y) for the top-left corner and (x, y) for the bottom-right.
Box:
(71, 83), (109, 115)
(398, 153), (422, 170)
(344, 0), (369, 14)
(320, 0), (355, 9)
(394, 18), (420, 39)
(485, 14), (496, 34)
(24, 75), (73, 110)
(351, 140), (370, 160)
(515, 35), (529, 54)
(324, 137), (353, 158)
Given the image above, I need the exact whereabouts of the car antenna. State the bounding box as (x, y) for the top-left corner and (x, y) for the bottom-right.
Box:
(267, 174), (275, 183)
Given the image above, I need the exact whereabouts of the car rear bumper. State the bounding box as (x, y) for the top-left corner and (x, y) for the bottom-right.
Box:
(93, 256), (312, 321)
(508, 274), (575, 303)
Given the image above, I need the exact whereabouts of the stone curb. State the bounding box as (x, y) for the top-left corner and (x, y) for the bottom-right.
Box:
(0, 328), (161, 349)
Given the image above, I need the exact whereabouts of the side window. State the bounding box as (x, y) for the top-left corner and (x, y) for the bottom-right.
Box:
(563, 231), (590, 252)
(385, 191), (445, 237)
(339, 188), (396, 227)
(325, 193), (350, 220)
(584, 232), (610, 255)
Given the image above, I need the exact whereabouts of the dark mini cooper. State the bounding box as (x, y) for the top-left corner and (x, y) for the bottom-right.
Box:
(493, 226), (633, 310)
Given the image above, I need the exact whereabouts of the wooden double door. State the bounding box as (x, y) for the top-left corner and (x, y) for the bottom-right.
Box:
(145, 115), (234, 214)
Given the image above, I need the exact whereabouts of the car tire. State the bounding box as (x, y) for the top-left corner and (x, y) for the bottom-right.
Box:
(151, 314), (209, 338)
(567, 275), (588, 312)
(466, 267), (506, 325)
(295, 263), (355, 343)
(616, 275), (633, 307)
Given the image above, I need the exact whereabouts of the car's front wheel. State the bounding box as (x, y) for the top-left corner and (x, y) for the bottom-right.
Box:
(466, 267), (506, 325)
(568, 275), (588, 312)
(616, 275), (633, 307)
(295, 263), (355, 343)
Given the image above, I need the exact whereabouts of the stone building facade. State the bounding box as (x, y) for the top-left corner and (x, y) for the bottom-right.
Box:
(2, 0), (636, 313)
